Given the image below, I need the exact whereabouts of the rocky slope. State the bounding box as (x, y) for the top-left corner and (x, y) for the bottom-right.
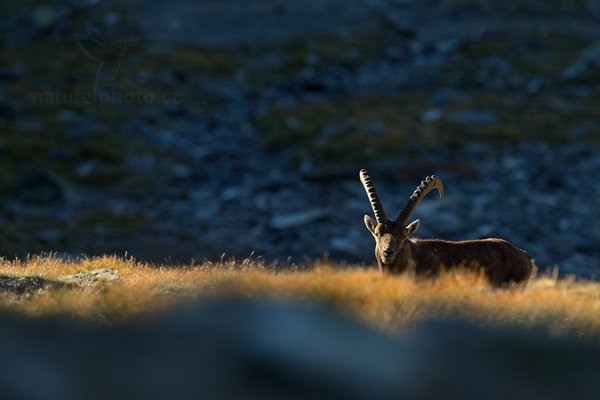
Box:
(0, 0), (599, 276)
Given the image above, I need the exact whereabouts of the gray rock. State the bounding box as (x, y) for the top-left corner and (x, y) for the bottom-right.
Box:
(449, 110), (498, 125)
(195, 203), (220, 222)
(76, 161), (96, 179)
(37, 228), (63, 245)
(563, 43), (600, 80)
(330, 237), (360, 257)
(58, 110), (82, 123)
(479, 56), (512, 75)
(270, 208), (330, 230)
(420, 108), (444, 124)
(60, 268), (120, 288)
(221, 186), (247, 201)
(171, 164), (192, 179)
(562, 63), (588, 80)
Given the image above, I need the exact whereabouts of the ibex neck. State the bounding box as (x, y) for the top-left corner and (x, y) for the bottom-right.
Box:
(398, 239), (417, 273)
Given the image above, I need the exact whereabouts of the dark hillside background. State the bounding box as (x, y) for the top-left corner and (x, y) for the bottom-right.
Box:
(1, 0), (599, 276)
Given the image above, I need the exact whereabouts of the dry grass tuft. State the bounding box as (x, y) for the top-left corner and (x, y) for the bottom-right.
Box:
(0, 255), (599, 339)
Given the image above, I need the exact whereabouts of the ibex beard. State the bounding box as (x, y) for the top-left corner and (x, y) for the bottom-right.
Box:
(360, 169), (536, 286)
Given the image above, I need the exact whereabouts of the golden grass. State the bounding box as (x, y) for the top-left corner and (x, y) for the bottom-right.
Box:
(1, 255), (599, 339)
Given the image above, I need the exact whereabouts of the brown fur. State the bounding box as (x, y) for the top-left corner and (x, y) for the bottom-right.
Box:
(403, 238), (534, 286)
(365, 218), (536, 286)
(360, 171), (536, 286)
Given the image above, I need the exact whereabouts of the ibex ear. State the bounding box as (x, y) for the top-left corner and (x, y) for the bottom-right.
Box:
(406, 219), (420, 235)
(364, 215), (377, 236)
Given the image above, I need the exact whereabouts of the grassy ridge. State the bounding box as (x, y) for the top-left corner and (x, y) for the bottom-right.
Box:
(0, 255), (599, 340)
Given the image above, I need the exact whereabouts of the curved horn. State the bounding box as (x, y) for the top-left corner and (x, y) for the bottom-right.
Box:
(396, 176), (444, 226)
(359, 169), (387, 224)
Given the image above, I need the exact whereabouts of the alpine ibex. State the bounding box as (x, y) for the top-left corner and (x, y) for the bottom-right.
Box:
(359, 169), (535, 286)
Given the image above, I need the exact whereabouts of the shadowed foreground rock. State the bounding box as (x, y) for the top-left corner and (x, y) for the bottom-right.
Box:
(0, 299), (599, 400)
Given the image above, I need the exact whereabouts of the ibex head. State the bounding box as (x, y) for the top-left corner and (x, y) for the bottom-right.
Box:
(360, 169), (444, 271)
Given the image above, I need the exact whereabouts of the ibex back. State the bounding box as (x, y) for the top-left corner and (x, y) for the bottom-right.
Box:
(360, 170), (535, 286)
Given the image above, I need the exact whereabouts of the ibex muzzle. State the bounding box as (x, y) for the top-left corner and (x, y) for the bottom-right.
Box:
(360, 169), (535, 285)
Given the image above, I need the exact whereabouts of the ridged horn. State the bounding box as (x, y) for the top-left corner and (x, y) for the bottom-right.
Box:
(359, 169), (387, 224)
(396, 176), (444, 226)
